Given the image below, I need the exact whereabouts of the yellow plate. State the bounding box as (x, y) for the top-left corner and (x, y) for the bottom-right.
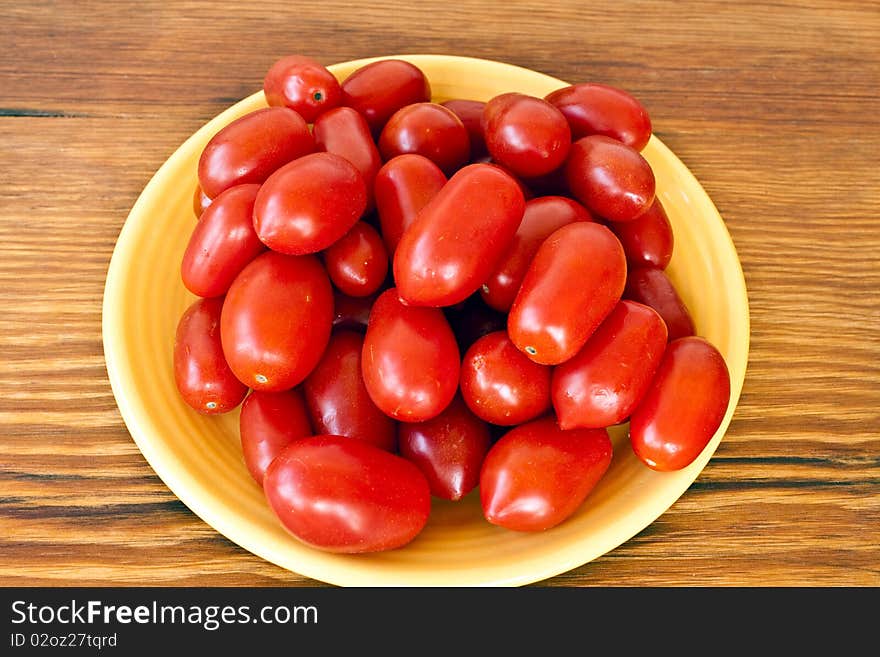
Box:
(102, 55), (749, 586)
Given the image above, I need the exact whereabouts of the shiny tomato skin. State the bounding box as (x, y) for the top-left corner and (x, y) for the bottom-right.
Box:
(481, 195), (593, 312)
(264, 435), (431, 553)
(609, 197), (674, 269)
(239, 389), (313, 486)
(341, 59), (431, 133)
(323, 221), (388, 297)
(253, 152), (367, 255)
(624, 266), (695, 341)
(181, 184), (266, 298)
(263, 54), (342, 123)
(630, 337), (731, 471)
(398, 395), (491, 501)
(460, 331), (551, 426)
(174, 297), (248, 414)
(362, 288), (460, 422)
(378, 102), (470, 175)
(480, 417), (613, 532)
(303, 330), (396, 452)
(313, 106), (382, 210)
(374, 154), (447, 255)
(565, 135), (656, 222)
(545, 83), (652, 151)
(193, 184), (211, 219)
(220, 251), (333, 391)
(394, 163), (526, 307)
(441, 99), (488, 159)
(508, 222), (627, 365)
(482, 93), (571, 178)
(198, 107), (314, 199)
(552, 300), (668, 429)
(332, 290), (375, 332)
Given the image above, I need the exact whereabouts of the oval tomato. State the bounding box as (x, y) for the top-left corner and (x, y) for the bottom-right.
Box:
(323, 221), (388, 297)
(623, 266), (695, 341)
(239, 389), (313, 485)
(378, 102), (470, 175)
(341, 59), (431, 133)
(263, 54), (342, 122)
(609, 197), (674, 269)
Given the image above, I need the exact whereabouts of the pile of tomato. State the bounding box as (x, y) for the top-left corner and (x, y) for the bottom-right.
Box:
(174, 55), (732, 553)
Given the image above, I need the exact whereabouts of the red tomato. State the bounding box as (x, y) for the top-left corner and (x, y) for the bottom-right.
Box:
(332, 290), (375, 332)
(443, 293), (507, 352)
(362, 288), (460, 422)
(341, 59), (431, 133)
(441, 99), (488, 160)
(193, 184), (211, 219)
(180, 184), (266, 298)
(303, 330), (396, 452)
(239, 389), (312, 485)
(552, 300), (667, 429)
(220, 251), (333, 391)
(630, 336), (731, 471)
(322, 221), (388, 297)
(313, 106), (382, 210)
(565, 135), (655, 222)
(198, 107), (314, 199)
(394, 163), (525, 307)
(545, 83), (652, 151)
(263, 54), (342, 123)
(264, 436), (431, 553)
(609, 197), (674, 269)
(482, 93), (571, 178)
(481, 196), (593, 312)
(624, 266), (695, 341)
(508, 222), (626, 365)
(398, 395), (491, 501)
(374, 154), (447, 255)
(253, 152), (367, 255)
(480, 417), (612, 531)
(378, 102), (470, 175)
(460, 331), (551, 426)
(173, 297), (248, 414)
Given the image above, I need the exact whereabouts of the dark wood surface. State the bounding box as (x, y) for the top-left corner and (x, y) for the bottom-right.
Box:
(1, 0), (878, 586)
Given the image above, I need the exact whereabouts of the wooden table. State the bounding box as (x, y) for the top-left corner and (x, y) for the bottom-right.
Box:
(2, 1), (877, 587)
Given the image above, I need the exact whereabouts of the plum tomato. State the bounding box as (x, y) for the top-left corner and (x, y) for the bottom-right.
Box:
(609, 197), (674, 269)
(508, 222), (626, 365)
(332, 290), (375, 332)
(264, 436), (431, 553)
(173, 297), (248, 414)
(624, 266), (696, 341)
(220, 251), (333, 391)
(361, 288), (460, 422)
(630, 336), (731, 471)
(198, 107), (314, 199)
(398, 395), (491, 501)
(193, 184), (211, 219)
(378, 102), (470, 175)
(552, 300), (668, 429)
(480, 417), (613, 531)
(263, 54), (342, 123)
(441, 99), (488, 160)
(341, 59), (431, 133)
(323, 221), (388, 297)
(239, 389), (312, 486)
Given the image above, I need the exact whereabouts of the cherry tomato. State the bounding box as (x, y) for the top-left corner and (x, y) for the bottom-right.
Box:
(220, 251), (333, 391)
(480, 417), (612, 531)
(362, 288), (460, 422)
(443, 293), (507, 352)
(332, 290), (375, 332)
(193, 184), (211, 219)
(341, 59), (431, 133)
(253, 152), (367, 255)
(374, 154), (447, 255)
(303, 330), (396, 452)
(552, 300), (667, 429)
(624, 266), (695, 341)
(460, 331), (551, 426)
(394, 163), (525, 307)
(630, 336), (731, 471)
(508, 222), (626, 365)
(481, 195), (593, 312)
(239, 389), (312, 485)
(482, 93), (571, 178)
(441, 99), (488, 160)
(565, 135), (655, 222)
(263, 54), (342, 123)
(198, 107), (314, 199)
(608, 197), (674, 269)
(322, 221), (388, 297)
(173, 297), (247, 414)
(264, 435), (431, 553)
(545, 83), (652, 151)
(313, 106), (382, 210)
(180, 184), (266, 298)
(378, 103), (470, 175)
(398, 395), (491, 501)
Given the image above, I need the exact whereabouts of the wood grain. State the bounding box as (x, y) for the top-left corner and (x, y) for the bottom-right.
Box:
(1, 0), (878, 586)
